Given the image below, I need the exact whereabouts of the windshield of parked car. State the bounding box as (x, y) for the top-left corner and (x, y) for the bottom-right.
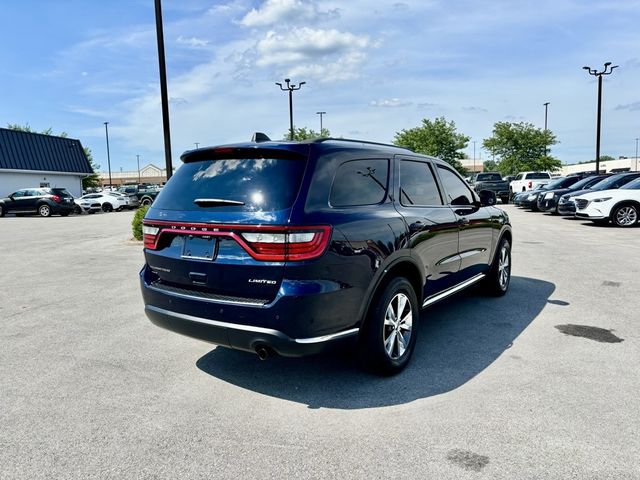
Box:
(592, 174), (639, 191)
(476, 173), (502, 181)
(544, 177), (568, 189)
(621, 178), (640, 190)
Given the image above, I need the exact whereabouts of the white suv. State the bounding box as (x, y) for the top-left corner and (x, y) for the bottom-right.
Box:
(574, 178), (640, 227)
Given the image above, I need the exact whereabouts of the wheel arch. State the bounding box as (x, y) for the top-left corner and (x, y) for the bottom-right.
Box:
(610, 199), (640, 223)
(357, 257), (424, 329)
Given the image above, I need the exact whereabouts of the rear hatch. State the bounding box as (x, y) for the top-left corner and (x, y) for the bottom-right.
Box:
(48, 188), (74, 206)
(142, 146), (325, 303)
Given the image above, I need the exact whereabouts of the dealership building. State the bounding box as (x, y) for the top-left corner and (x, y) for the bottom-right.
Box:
(0, 128), (93, 198)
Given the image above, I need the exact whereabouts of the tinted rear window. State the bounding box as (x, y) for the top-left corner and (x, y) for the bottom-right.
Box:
(330, 159), (389, 207)
(525, 172), (550, 179)
(152, 158), (306, 212)
(476, 173), (502, 181)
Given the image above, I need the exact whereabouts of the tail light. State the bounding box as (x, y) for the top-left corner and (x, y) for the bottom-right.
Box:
(528, 181), (532, 189)
(51, 195), (61, 203)
(142, 222), (331, 261)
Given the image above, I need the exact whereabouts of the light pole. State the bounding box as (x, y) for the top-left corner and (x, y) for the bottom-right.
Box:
(473, 140), (476, 172)
(154, 0), (173, 180)
(316, 111), (326, 134)
(635, 137), (638, 172)
(104, 122), (112, 189)
(583, 62), (618, 174)
(136, 155), (141, 184)
(543, 102), (550, 156)
(276, 78), (305, 140)
(194, 142), (199, 149)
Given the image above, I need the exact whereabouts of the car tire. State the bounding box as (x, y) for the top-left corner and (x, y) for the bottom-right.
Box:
(73, 205), (82, 215)
(0, 204), (4, 217)
(38, 204), (52, 217)
(358, 277), (419, 375)
(141, 197), (152, 206)
(102, 203), (113, 213)
(611, 204), (638, 228)
(484, 237), (511, 297)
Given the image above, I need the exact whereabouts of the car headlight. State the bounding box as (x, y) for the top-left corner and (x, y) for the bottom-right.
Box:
(592, 197), (612, 203)
(527, 193), (538, 200)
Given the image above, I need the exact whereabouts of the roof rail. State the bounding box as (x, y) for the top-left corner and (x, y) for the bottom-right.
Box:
(311, 137), (408, 149)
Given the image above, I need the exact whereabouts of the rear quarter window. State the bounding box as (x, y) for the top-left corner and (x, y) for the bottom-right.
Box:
(330, 159), (389, 207)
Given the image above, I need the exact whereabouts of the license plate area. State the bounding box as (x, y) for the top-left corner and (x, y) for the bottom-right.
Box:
(181, 235), (218, 261)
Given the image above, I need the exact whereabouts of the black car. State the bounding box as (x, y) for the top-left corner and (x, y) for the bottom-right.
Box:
(140, 135), (512, 374)
(538, 174), (610, 214)
(557, 172), (640, 216)
(0, 187), (75, 217)
(518, 176), (582, 210)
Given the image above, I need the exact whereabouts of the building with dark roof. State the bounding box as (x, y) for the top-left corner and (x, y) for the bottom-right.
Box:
(0, 128), (93, 197)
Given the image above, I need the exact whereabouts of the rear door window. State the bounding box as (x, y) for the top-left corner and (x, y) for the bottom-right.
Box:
(330, 159), (389, 207)
(399, 160), (443, 206)
(153, 156), (307, 212)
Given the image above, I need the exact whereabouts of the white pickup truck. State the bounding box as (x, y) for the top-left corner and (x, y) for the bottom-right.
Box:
(509, 171), (552, 194)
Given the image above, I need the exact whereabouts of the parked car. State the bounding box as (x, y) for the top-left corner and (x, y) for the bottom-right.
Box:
(140, 135), (512, 374)
(512, 185), (545, 206)
(574, 178), (640, 227)
(117, 184), (159, 206)
(558, 172), (640, 216)
(470, 172), (510, 204)
(509, 171), (552, 195)
(73, 198), (101, 214)
(518, 176), (583, 211)
(107, 191), (140, 210)
(0, 187), (75, 217)
(538, 174), (610, 214)
(80, 192), (128, 212)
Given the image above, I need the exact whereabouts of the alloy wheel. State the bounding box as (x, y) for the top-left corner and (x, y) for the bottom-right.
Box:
(615, 206), (637, 226)
(383, 293), (413, 360)
(498, 244), (510, 290)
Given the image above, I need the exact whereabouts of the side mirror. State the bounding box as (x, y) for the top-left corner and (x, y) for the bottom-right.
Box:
(478, 189), (496, 207)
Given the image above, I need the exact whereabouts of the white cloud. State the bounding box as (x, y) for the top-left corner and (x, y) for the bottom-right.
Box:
(176, 35), (210, 48)
(240, 0), (339, 27)
(370, 98), (412, 108)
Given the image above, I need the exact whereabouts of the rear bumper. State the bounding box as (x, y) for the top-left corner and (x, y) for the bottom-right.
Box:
(140, 266), (361, 357)
(144, 304), (358, 357)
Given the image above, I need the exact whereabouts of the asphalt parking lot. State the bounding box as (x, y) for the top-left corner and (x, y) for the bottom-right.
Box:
(1, 207), (638, 479)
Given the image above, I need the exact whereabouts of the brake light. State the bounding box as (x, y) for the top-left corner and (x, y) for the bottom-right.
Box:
(143, 225), (160, 249)
(141, 221), (331, 261)
(51, 195), (61, 203)
(528, 181), (532, 189)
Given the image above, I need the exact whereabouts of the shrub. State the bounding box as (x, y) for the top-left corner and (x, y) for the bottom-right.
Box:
(132, 205), (150, 240)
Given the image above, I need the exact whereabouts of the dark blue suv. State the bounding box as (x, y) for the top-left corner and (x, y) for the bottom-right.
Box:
(140, 136), (512, 374)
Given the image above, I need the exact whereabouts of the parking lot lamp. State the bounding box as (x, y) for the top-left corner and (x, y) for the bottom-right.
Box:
(583, 62), (618, 174)
(154, 0), (173, 180)
(136, 155), (141, 184)
(543, 102), (550, 155)
(635, 138), (638, 172)
(104, 122), (112, 189)
(276, 79), (306, 140)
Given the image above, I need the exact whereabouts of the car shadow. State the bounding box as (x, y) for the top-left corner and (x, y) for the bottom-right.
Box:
(196, 276), (555, 410)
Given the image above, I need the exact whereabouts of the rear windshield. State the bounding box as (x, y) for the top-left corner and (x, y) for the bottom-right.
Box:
(152, 158), (306, 211)
(476, 173), (502, 181)
(525, 172), (550, 179)
(47, 188), (71, 196)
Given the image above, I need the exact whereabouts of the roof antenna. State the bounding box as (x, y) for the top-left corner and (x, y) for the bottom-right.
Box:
(251, 132), (271, 143)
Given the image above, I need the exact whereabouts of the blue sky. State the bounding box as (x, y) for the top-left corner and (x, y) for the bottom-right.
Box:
(1, 0), (640, 173)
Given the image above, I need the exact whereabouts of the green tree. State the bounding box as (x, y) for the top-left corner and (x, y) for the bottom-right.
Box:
(284, 126), (330, 140)
(482, 122), (560, 175)
(483, 160), (499, 172)
(393, 117), (469, 173)
(7, 123), (99, 189)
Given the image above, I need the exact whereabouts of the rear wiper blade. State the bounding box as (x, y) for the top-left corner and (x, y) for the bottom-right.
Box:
(194, 198), (245, 207)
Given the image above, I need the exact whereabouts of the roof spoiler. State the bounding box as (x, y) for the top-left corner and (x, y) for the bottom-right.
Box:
(251, 132), (271, 143)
